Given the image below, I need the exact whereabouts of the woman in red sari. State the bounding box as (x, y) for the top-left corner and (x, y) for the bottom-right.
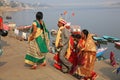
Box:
(69, 31), (81, 72)
(64, 26), (83, 75)
(110, 51), (117, 67)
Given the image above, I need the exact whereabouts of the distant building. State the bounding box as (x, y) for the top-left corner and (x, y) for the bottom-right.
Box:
(0, 0), (9, 6)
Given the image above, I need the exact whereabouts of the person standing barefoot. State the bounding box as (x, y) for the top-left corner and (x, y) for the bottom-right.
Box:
(25, 12), (50, 69)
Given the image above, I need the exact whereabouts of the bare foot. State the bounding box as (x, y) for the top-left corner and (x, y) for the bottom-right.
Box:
(40, 63), (46, 67)
(31, 65), (37, 69)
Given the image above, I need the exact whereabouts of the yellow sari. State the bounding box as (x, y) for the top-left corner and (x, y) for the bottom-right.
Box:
(78, 34), (97, 77)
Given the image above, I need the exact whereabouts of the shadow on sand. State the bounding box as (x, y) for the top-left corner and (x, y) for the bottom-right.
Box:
(0, 61), (7, 67)
(1, 39), (10, 47)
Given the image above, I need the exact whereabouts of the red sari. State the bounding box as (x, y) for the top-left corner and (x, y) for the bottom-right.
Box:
(53, 36), (81, 72)
(68, 36), (79, 74)
(0, 16), (3, 29)
(53, 36), (84, 74)
(110, 51), (117, 67)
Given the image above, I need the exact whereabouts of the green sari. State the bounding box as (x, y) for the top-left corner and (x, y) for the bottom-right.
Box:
(25, 20), (50, 65)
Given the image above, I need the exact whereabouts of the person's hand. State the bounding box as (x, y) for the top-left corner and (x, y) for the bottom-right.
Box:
(58, 41), (63, 47)
(59, 43), (63, 47)
(29, 36), (34, 41)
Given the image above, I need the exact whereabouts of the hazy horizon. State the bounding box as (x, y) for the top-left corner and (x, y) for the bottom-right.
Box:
(9, 0), (120, 7)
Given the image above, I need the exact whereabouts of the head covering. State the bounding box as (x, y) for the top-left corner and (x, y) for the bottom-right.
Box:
(65, 22), (71, 29)
(65, 22), (71, 27)
(58, 18), (67, 25)
(71, 25), (81, 34)
(51, 29), (57, 37)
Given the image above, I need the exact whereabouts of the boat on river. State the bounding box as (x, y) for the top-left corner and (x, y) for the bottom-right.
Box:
(93, 36), (107, 44)
(114, 42), (120, 49)
(103, 35), (120, 42)
(6, 16), (12, 20)
(96, 47), (107, 57)
(114, 42), (120, 47)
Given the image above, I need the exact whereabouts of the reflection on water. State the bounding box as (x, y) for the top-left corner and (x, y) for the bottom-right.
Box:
(2, 7), (120, 60)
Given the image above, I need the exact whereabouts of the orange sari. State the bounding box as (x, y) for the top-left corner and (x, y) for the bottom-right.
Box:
(78, 34), (97, 77)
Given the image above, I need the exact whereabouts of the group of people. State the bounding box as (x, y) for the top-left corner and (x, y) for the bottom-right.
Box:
(1, 10), (119, 80)
(53, 18), (98, 80)
(24, 11), (98, 80)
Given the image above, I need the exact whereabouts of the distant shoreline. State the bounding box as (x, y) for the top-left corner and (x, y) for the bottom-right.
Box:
(0, 6), (19, 16)
(0, 6), (33, 16)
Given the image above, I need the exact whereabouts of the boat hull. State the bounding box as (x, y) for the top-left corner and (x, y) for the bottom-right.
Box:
(103, 35), (120, 42)
(96, 47), (107, 57)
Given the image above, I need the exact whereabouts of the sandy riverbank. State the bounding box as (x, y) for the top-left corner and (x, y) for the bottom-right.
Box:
(0, 36), (120, 80)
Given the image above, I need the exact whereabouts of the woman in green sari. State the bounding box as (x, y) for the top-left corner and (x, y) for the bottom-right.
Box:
(25, 12), (50, 69)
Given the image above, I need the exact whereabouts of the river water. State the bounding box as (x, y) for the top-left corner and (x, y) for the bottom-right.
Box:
(2, 6), (120, 61)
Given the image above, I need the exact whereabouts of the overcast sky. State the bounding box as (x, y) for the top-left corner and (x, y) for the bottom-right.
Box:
(9, 0), (120, 6)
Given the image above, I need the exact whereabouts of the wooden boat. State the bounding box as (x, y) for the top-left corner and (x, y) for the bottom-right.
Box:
(114, 42), (120, 49)
(7, 22), (16, 28)
(114, 42), (120, 47)
(6, 16), (12, 19)
(96, 47), (107, 57)
(93, 36), (107, 43)
(103, 35), (120, 42)
(115, 42), (120, 46)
